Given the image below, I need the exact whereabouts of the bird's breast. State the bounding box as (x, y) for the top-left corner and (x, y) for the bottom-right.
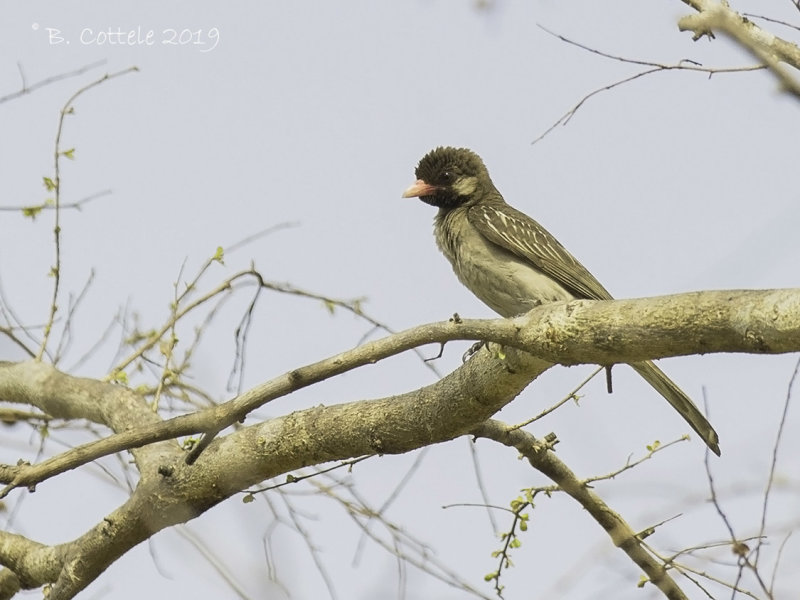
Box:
(434, 207), (573, 317)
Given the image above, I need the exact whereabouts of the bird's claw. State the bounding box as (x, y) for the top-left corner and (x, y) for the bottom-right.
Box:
(462, 341), (486, 363)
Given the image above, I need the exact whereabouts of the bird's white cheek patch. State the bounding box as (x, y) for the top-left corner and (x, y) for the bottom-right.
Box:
(452, 176), (477, 197)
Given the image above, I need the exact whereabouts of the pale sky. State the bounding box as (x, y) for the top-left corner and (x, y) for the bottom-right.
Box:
(1, 2), (799, 599)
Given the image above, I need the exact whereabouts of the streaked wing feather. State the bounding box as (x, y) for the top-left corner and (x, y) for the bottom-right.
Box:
(468, 203), (613, 301)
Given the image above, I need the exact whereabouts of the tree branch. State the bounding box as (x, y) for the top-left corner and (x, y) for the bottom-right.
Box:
(678, 0), (800, 97)
(0, 61), (106, 105)
(0, 347), (551, 599)
(1, 289), (799, 597)
(1, 289), (799, 495)
(472, 420), (689, 600)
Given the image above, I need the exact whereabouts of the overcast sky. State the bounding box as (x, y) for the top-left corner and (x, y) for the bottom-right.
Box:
(1, 2), (799, 599)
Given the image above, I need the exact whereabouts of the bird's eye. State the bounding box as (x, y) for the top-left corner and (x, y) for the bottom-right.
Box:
(441, 170), (453, 183)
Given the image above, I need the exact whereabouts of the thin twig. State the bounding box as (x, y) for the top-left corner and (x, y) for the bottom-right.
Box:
(532, 25), (765, 145)
(53, 269), (95, 365)
(67, 312), (122, 372)
(36, 67), (139, 361)
(467, 439), (498, 533)
(755, 357), (799, 569)
(0, 189), (112, 213)
(352, 447), (431, 565)
(174, 525), (255, 600)
(249, 456), (372, 493)
(0, 60), (106, 104)
(509, 366), (603, 430)
(280, 492), (340, 600)
(743, 12), (800, 33)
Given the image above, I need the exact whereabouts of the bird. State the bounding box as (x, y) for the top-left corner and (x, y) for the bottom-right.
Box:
(401, 146), (720, 456)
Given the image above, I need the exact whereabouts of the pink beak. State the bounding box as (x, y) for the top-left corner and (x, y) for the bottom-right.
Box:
(402, 179), (439, 198)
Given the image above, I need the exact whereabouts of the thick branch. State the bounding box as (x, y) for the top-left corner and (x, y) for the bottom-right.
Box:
(473, 420), (688, 600)
(1, 289), (799, 597)
(3, 347), (552, 599)
(678, 0), (800, 96)
(1, 289), (798, 496)
(0, 361), (177, 492)
(506, 288), (800, 364)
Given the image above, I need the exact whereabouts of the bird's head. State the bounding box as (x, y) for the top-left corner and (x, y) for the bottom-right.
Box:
(402, 147), (494, 208)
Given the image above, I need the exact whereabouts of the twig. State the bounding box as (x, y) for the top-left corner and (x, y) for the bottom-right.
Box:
(467, 439), (498, 533)
(53, 269), (95, 365)
(0, 189), (111, 213)
(678, 0), (800, 99)
(352, 447), (431, 565)
(769, 531), (794, 594)
(473, 419), (690, 600)
(0, 273), (42, 355)
(0, 326), (36, 359)
(702, 387), (771, 596)
(108, 269), (251, 379)
(309, 479), (493, 599)
(227, 267), (263, 394)
(583, 437), (687, 485)
(249, 456), (371, 493)
(755, 357), (799, 572)
(36, 67), (139, 361)
(743, 12), (800, 33)
(509, 365), (603, 430)
(174, 525), (255, 600)
(533, 25), (766, 145)
(0, 60), (106, 104)
(66, 311), (122, 372)
(279, 492), (340, 600)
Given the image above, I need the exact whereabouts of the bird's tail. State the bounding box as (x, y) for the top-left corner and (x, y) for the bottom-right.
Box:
(630, 361), (721, 456)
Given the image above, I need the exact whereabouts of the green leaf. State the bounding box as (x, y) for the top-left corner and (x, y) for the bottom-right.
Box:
(242, 493), (255, 504)
(61, 148), (76, 160)
(110, 370), (129, 385)
(483, 571), (498, 582)
(212, 246), (225, 264)
(159, 337), (178, 356)
(22, 205), (43, 219)
(323, 299), (336, 314)
(125, 329), (157, 345)
(42, 176), (57, 191)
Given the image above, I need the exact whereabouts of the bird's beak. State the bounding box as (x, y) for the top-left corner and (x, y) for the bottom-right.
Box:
(401, 179), (439, 198)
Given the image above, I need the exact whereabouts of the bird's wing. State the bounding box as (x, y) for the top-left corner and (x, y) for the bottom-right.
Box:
(468, 202), (614, 301)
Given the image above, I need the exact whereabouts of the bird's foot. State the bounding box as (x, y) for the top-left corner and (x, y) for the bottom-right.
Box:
(462, 341), (486, 363)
